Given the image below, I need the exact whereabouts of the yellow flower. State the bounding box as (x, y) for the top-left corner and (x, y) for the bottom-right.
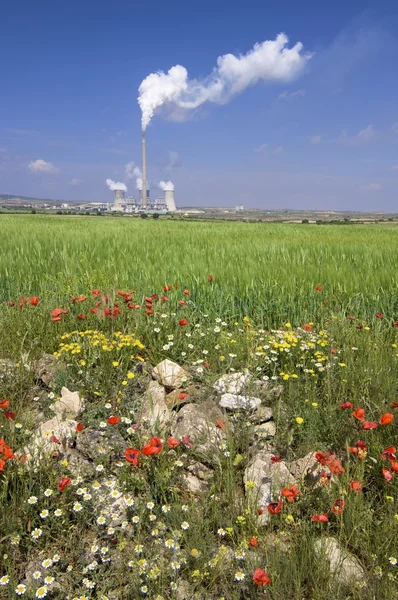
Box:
(127, 372), (135, 379)
(295, 417), (304, 425)
(285, 514), (294, 524)
(79, 360), (86, 366)
(311, 402), (318, 407)
(112, 361), (119, 367)
(121, 381), (127, 386)
(285, 322), (292, 329)
(338, 363), (346, 367)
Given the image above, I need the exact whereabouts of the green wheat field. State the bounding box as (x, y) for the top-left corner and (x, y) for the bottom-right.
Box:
(0, 215), (397, 600)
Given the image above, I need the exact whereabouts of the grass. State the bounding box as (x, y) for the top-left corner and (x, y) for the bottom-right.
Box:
(0, 215), (397, 599)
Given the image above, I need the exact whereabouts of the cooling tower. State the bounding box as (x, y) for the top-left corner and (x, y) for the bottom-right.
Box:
(164, 189), (176, 212)
(114, 189), (125, 209)
(142, 131), (147, 208)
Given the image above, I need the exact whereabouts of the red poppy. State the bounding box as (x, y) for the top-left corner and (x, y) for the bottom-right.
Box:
(340, 402), (353, 409)
(76, 423), (84, 432)
(352, 408), (365, 421)
(356, 324), (363, 330)
(77, 314), (88, 320)
(146, 310), (153, 316)
(315, 285), (323, 291)
(249, 537), (258, 547)
(361, 421), (378, 430)
(181, 436), (194, 448)
(30, 297), (39, 306)
(145, 297), (153, 304)
(215, 419), (225, 430)
(19, 296), (28, 307)
(125, 447), (141, 466)
(331, 499), (345, 515)
(311, 514), (329, 522)
(4, 411), (15, 421)
(315, 451), (332, 465)
(271, 455), (281, 463)
(381, 446), (396, 461)
(394, 321), (398, 328)
(179, 319), (188, 326)
(92, 289), (101, 297)
(0, 438), (14, 461)
(50, 435), (61, 444)
(382, 468), (393, 482)
(348, 316), (355, 321)
(379, 413), (394, 426)
(203, 361), (210, 368)
(208, 275), (213, 282)
(151, 294), (158, 300)
(253, 568), (271, 586)
(161, 295), (168, 302)
(178, 300), (186, 306)
(163, 285), (172, 292)
(167, 436), (180, 448)
(142, 437), (163, 456)
(0, 458), (5, 471)
(350, 480), (362, 492)
(179, 392), (187, 400)
(302, 323), (312, 332)
(391, 401), (398, 409)
(107, 416), (120, 425)
(8, 301), (15, 307)
(330, 348), (337, 354)
(183, 289), (190, 295)
(281, 484), (299, 503)
(51, 308), (67, 322)
(267, 501), (283, 514)
(391, 461), (398, 474)
(0, 398), (10, 409)
(376, 312), (384, 319)
(327, 456), (345, 475)
(57, 477), (71, 492)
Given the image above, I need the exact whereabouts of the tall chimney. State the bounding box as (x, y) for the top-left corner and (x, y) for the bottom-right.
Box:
(142, 131), (147, 208)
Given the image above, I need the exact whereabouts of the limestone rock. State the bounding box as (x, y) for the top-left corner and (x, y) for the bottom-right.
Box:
(253, 421), (276, 440)
(182, 473), (209, 494)
(314, 537), (366, 585)
(140, 380), (172, 429)
(32, 353), (58, 387)
(172, 400), (225, 461)
(75, 427), (125, 461)
(153, 359), (188, 389)
(244, 452), (295, 524)
(166, 389), (189, 410)
(213, 372), (249, 395)
(187, 461), (214, 481)
(289, 452), (325, 486)
(219, 393), (261, 411)
(53, 386), (84, 419)
(96, 480), (128, 524)
(27, 415), (78, 457)
(249, 405), (273, 423)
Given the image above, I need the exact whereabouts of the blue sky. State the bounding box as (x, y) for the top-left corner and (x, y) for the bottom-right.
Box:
(1, 0), (398, 210)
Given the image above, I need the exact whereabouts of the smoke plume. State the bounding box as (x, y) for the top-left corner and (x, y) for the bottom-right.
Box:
(158, 180), (174, 191)
(138, 33), (311, 130)
(125, 162), (143, 190)
(106, 179), (127, 192)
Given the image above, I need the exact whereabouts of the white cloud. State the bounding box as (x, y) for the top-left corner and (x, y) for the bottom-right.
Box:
(311, 135), (321, 144)
(138, 33), (312, 129)
(390, 165), (398, 171)
(273, 146), (283, 154)
(393, 123), (398, 133)
(363, 182), (382, 191)
(340, 124), (374, 146)
(69, 178), (82, 185)
(28, 159), (58, 173)
(254, 143), (268, 152)
(278, 89), (305, 101)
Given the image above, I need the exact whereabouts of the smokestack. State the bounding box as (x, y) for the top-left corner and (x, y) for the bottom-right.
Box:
(142, 131), (147, 208)
(114, 189), (125, 210)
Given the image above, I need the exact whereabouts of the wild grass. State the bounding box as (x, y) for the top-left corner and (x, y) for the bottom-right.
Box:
(0, 215), (397, 599)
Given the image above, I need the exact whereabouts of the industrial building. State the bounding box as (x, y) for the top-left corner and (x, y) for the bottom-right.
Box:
(108, 130), (177, 213)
